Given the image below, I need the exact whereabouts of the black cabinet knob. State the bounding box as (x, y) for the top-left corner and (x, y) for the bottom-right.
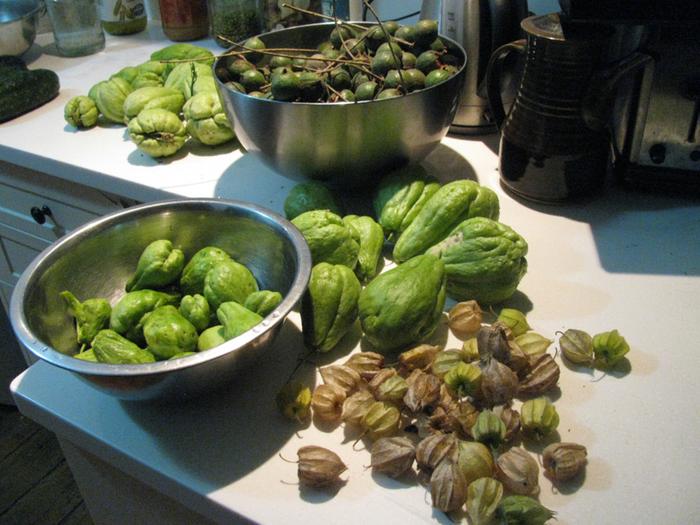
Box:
(649, 143), (666, 165)
(30, 205), (52, 225)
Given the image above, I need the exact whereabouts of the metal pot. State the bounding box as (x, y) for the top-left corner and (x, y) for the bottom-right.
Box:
(0, 0), (43, 56)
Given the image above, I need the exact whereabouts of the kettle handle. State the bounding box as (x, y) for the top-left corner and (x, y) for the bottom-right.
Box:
(485, 39), (526, 131)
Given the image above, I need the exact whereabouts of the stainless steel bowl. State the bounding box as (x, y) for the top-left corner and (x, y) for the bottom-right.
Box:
(9, 199), (312, 402)
(215, 22), (467, 189)
(0, 0), (42, 56)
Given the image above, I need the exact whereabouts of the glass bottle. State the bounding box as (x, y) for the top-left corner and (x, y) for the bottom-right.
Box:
(45, 0), (106, 57)
(159, 0), (210, 41)
(208, 0), (263, 48)
(263, 0), (323, 31)
(100, 0), (148, 35)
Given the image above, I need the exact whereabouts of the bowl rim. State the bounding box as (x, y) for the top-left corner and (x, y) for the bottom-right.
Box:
(9, 198), (312, 377)
(0, 0), (42, 25)
(214, 21), (467, 107)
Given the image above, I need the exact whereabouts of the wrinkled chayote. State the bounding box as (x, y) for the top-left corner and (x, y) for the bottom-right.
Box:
(110, 65), (140, 85)
(88, 80), (107, 102)
(109, 289), (180, 343)
(126, 239), (185, 292)
(203, 258), (259, 310)
(64, 96), (99, 129)
(244, 290), (282, 317)
(217, 301), (263, 340)
(197, 324), (227, 351)
(127, 108), (187, 158)
(94, 76), (133, 124)
(74, 348), (98, 362)
(343, 215), (384, 283)
(60, 291), (111, 346)
(180, 246), (231, 296)
(359, 253), (446, 352)
(183, 91), (235, 146)
(151, 43), (215, 76)
(179, 294), (211, 332)
(284, 182), (342, 220)
(428, 217), (528, 304)
(131, 60), (169, 89)
(301, 262), (361, 352)
(92, 329), (156, 364)
(164, 62), (215, 100)
(142, 305), (198, 359)
(123, 86), (185, 123)
(291, 210), (359, 269)
(393, 180), (500, 262)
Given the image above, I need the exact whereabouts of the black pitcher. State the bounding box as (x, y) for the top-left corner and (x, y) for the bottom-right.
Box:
(486, 13), (652, 202)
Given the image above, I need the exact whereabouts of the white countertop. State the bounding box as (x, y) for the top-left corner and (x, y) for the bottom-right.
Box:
(6, 26), (700, 525)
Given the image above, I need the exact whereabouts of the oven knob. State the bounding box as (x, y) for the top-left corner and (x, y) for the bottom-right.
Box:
(691, 151), (700, 162)
(649, 143), (666, 164)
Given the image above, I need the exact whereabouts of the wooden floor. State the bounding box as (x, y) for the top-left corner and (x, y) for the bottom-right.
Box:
(0, 403), (92, 525)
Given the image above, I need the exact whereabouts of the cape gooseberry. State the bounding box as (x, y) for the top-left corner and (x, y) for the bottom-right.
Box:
(276, 381), (312, 422)
(425, 68), (452, 88)
(240, 69), (266, 92)
(559, 328), (594, 365)
(416, 50), (441, 74)
(520, 396), (559, 437)
(497, 308), (531, 337)
(344, 351), (384, 380)
(495, 447), (540, 496)
(430, 457), (468, 512)
(376, 88), (401, 100)
(542, 442), (588, 482)
(467, 477), (504, 525)
(369, 436), (416, 478)
(403, 369), (441, 412)
(592, 329), (630, 368)
(471, 410), (507, 448)
(295, 445), (347, 488)
(355, 81), (378, 101)
(448, 300), (483, 338)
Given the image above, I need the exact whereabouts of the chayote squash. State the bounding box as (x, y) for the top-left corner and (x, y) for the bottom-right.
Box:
(392, 180), (500, 262)
(183, 91), (235, 146)
(217, 301), (263, 340)
(203, 258), (259, 310)
(180, 246), (232, 296)
(178, 294), (211, 332)
(132, 61), (169, 90)
(123, 87), (185, 122)
(64, 96), (99, 129)
(109, 289), (180, 344)
(94, 76), (133, 124)
(427, 217), (528, 304)
(60, 291), (111, 347)
(73, 348), (98, 362)
(88, 80), (107, 102)
(198, 324), (227, 351)
(244, 290), (283, 317)
(342, 215), (384, 283)
(373, 164), (440, 241)
(291, 210), (360, 269)
(127, 108), (187, 158)
(164, 62), (214, 100)
(151, 43), (215, 76)
(301, 262), (361, 352)
(284, 181), (343, 220)
(92, 329), (156, 364)
(358, 253), (446, 352)
(110, 66), (140, 85)
(142, 305), (198, 360)
(126, 239), (185, 292)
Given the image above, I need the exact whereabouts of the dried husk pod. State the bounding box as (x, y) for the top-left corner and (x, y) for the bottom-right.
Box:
(559, 328), (594, 366)
(496, 308), (530, 337)
(477, 325), (511, 364)
(403, 369), (441, 412)
(311, 383), (346, 422)
(368, 367), (397, 391)
(448, 300), (483, 338)
(496, 495), (555, 524)
(456, 440), (494, 485)
(344, 351), (385, 380)
(361, 401), (401, 441)
(593, 329), (630, 368)
(444, 361), (483, 398)
(467, 477), (504, 525)
(431, 349), (465, 378)
(276, 381), (312, 422)
(495, 447), (540, 496)
(430, 457), (469, 512)
(369, 436), (416, 478)
(542, 442), (587, 482)
(447, 400), (480, 438)
(493, 405), (521, 442)
(341, 389), (376, 426)
(428, 406), (452, 434)
(374, 374), (409, 404)
(415, 432), (458, 472)
(461, 337), (479, 362)
(437, 383), (458, 412)
(471, 410), (507, 448)
(479, 357), (519, 407)
(296, 445), (347, 488)
(520, 397), (559, 438)
(507, 340), (529, 375)
(319, 364), (364, 396)
(518, 353), (560, 397)
(515, 332), (553, 359)
(398, 343), (441, 373)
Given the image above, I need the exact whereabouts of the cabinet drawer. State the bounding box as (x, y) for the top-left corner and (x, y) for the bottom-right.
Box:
(0, 223), (49, 285)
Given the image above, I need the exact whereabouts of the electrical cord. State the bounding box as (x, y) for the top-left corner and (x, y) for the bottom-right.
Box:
(361, 1), (419, 22)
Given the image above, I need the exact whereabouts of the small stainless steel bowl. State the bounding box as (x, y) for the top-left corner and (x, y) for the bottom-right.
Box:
(215, 22), (467, 189)
(9, 199), (312, 402)
(0, 0), (42, 56)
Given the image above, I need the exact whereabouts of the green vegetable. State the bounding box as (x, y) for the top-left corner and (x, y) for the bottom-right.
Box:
(150, 43), (215, 76)
(88, 80), (107, 102)
(64, 96), (99, 129)
(244, 290), (282, 317)
(128, 108), (187, 158)
(180, 246), (232, 296)
(92, 329), (156, 364)
(217, 301), (263, 340)
(126, 239), (185, 292)
(73, 348), (98, 362)
(109, 289), (180, 343)
(592, 329), (630, 368)
(164, 62), (214, 100)
(358, 253), (446, 352)
(520, 397), (559, 438)
(284, 182), (342, 220)
(123, 86), (185, 123)
(60, 291), (111, 347)
(291, 210), (359, 269)
(94, 77), (133, 124)
(343, 215), (384, 283)
(203, 258), (259, 310)
(197, 325), (227, 351)
(428, 217), (528, 304)
(183, 91), (235, 146)
(110, 66), (139, 84)
(301, 262), (361, 352)
(178, 294), (211, 332)
(495, 495), (555, 525)
(169, 352), (197, 359)
(142, 305), (198, 360)
(393, 180), (500, 262)
(0, 66), (60, 124)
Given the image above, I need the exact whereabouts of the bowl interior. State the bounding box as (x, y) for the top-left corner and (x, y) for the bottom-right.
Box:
(0, 0), (40, 23)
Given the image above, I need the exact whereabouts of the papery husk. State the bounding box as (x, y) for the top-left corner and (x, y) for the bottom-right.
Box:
(368, 368), (398, 395)
(370, 436), (416, 478)
(493, 405), (521, 442)
(518, 353), (560, 397)
(319, 364), (364, 396)
(456, 440), (494, 485)
(471, 409), (506, 448)
(311, 383), (346, 422)
(515, 332), (553, 359)
(520, 396), (559, 437)
(508, 340), (529, 376)
(448, 300), (483, 338)
(479, 357), (519, 407)
(542, 442), (587, 482)
(430, 457), (468, 512)
(467, 477), (504, 525)
(431, 349), (465, 378)
(403, 369), (441, 412)
(415, 432), (458, 472)
(398, 344), (441, 374)
(447, 400), (480, 438)
(477, 324), (511, 364)
(361, 401), (401, 441)
(297, 445), (347, 488)
(375, 374), (409, 404)
(559, 328), (594, 366)
(341, 389), (376, 426)
(495, 447), (540, 496)
(344, 351), (385, 380)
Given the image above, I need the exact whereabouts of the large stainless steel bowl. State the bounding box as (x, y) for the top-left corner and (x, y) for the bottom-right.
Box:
(9, 199), (312, 402)
(0, 0), (42, 56)
(215, 22), (467, 189)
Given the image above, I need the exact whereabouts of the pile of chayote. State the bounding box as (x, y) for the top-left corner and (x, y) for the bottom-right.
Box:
(287, 166), (528, 354)
(62, 240), (282, 364)
(63, 43), (235, 159)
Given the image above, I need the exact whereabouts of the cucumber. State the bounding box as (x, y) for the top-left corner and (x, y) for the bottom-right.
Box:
(0, 61), (60, 123)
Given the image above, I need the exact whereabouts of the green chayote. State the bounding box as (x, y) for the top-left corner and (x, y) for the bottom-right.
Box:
(142, 305), (198, 360)
(343, 215), (384, 283)
(73, 348), (98, 362)
(284, 182), (342, 220)
(170, 352), (197, 359)
(291, 210), (360, 269)
(151, 43), (215, 76)
(180, 246), (232, 295)
(183, 91), (235, 146)
(428, 217), (528, 304)
(301, 262), (361, 352)
(126, 239), (185, 292)
(94, 76), (133, 124)
(127, 108), (187, 158)
(88, 80), (107, 102)
(197, 324), (227, 351)
(244, 290), (283, 317)
(393, 180), (500, 262)
(109, 289), (180, 343)
(92, 329), (156, 364)
(217, 301), (263, 340)
(64, 96), (99, 129)
(359, 253), (446, 352)
(179, 294), (211, 332)
(60, 291), (111, 347)
(373, 164), (440, 241)
(164, 62), (214, 100)
(131, 60), (168, 89)
(123, 86), (185, 123)
(110, 65), (140, 84)
(203, 258), (259, 310)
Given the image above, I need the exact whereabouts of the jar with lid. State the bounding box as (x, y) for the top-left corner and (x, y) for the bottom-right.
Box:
(208, 0), (263, 48)
(262, 0), (322, 31)
(100, 0), (148, 35)
(45, 0), (106, 57)
(159, 0), (209, 41)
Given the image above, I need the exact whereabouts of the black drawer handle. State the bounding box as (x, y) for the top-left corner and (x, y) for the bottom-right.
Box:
(30, 205), (52, 225)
